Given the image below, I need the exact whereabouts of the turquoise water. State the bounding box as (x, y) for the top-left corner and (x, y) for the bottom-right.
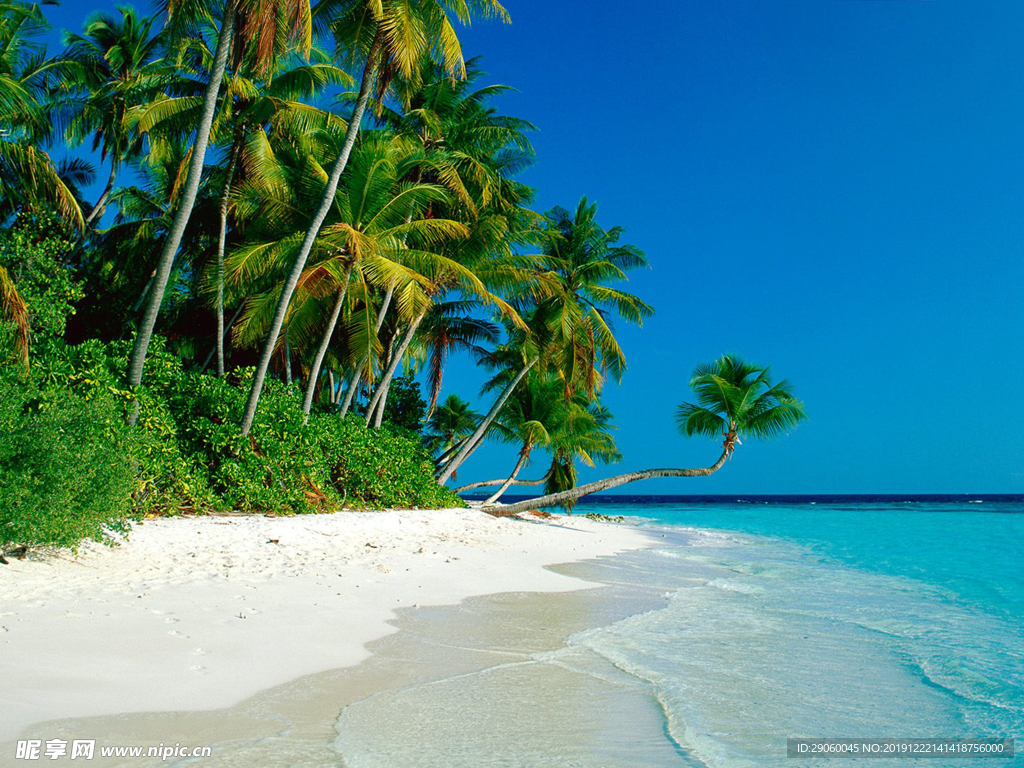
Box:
(559, 495), (1024, 766)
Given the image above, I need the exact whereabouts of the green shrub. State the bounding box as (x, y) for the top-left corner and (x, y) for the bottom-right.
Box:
(0, 333), (463, 549)
(25, 337), (464, 517)
(323, 417), (462, 509)
(0, 372), (135, 550)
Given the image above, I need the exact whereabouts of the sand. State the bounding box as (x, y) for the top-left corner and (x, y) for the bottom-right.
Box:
(0, 508), (650, 741)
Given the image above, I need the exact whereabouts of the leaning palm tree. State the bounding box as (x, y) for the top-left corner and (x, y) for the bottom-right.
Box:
(487, 355), (807, 515)
(239, 0), (510, 436)
(454, 381), (620, 505)
(126, 0), (312, 420)
(423, 393), (481, 479)
(437, 199), (653, 484)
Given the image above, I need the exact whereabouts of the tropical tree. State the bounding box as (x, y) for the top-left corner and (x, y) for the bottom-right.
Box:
(226, 129), (475, 423)
(423, 393), (480, 480)
(239, 0), (510, 436)
(437, 199), (653, 484)
(56, 5), (165, 237)
(452, 378), (621, 505)
(357, 61), (534, 427)
(488, 355), (807, 515)
(0, 0), (82, 227)
(126, 0), (313, 419)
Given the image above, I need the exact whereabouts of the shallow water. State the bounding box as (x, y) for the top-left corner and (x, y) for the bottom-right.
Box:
(554, 496), (1024, 767)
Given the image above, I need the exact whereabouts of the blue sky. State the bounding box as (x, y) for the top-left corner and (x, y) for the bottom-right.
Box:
(41, 1), (1024, 494)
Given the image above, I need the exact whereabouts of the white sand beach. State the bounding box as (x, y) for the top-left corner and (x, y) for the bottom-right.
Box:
(0, 508), (649, 742)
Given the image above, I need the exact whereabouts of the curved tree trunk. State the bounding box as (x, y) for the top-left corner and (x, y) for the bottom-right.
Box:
(337, 282), (395, 417)
(437, 356), (538, 485)
(301, 263), (354, 420)
(452, 469), (551, 494)
(483, 444), (532, 505)
(372, 379), (390, 428)
(126, 3), (237, 423)
(364, 308), (426, 427)
(77, 161), (117, 245)
(215, 132), (243, 377)
(483, 451), (731, 516)
(239, 30), (383, 436)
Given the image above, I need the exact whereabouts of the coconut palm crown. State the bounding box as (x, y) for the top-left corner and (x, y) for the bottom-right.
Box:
(676, 354), (807, 455)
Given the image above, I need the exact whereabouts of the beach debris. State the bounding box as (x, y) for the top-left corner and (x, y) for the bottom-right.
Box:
(365, 542), (378, 548)
(528, 510), (553, 519)
(266, 539), (280, 545)
(0, 546), (28, 564)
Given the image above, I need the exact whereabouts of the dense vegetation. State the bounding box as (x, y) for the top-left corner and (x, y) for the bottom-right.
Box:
(0, 0), (653, 549)
(0, 1), (804, 549)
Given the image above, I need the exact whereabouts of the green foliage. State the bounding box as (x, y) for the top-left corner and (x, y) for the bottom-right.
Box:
(0, 211), (83, 343)
(676, 354), (808, 443)
(0, 369), (135, 550)
(13, 336), (463, 539)
(379, 374), (427, 432)
(325, 415), (462, 509)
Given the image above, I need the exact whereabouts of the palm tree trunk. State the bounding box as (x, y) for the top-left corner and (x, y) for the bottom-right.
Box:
(372, 379), (390, 428)
(364, 308), (426, 427)
(301, 262), (354, 420)
(338, 282), (395, 417)
(239, 30), (383, 437)
(437, 356), (538, 485)
(199, 302), (243, 373)
(435, 439), (467, 469)
(284, 328), (292, 386)
(215, 132), (243, 377)
(126, 2), (237, 422)
(338, 371), (359, 418)
(483, 445), (532, 505)
(328, 370), (337, 404)
(483, 451), (731, 516)
(77, 161), (117, 244)
(452, 469), (552, 494)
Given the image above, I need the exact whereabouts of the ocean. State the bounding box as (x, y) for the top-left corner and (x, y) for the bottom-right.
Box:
(443, 494), (1024, 767)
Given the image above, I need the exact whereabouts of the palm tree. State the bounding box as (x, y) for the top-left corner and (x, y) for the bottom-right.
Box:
(437, 199), (653, 484)
(0, 1), (82, 227)
(487, 355), (807, 515)
(96, 136), (215, 336)
(226, 129), (472, 419)
(533, 399), (620, 510)
(134, 43), (350, 376)
(56, 6), (165, 238)
(126, 0), (312, 420)
(239, 0), (510, 436)
(423, 393), (480, 480)
(453, 379), (620, 505)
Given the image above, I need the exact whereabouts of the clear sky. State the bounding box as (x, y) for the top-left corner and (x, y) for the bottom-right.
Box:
(41, 1), (1024, 494)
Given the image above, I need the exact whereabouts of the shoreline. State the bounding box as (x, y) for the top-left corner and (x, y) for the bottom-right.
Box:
(0, 508), (652, 742)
